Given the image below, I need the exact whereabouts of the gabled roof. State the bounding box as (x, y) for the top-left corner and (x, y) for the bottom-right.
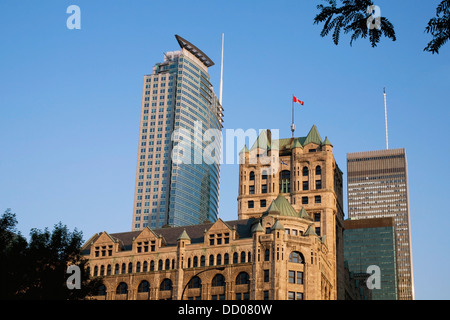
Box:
(83, 219), (256, 254)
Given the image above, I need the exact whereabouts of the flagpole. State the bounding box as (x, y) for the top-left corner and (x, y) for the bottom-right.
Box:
(291, 94), (295, 138)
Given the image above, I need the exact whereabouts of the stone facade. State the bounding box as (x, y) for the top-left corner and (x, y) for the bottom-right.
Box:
(82, 125), (346, 300)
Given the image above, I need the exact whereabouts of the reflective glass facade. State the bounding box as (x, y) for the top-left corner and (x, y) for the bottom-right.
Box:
(344, 218), (397, 300)
(132, 36), (223, 230)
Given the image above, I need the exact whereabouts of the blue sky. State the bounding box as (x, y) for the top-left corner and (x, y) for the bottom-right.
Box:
(1, 1), (449, 299)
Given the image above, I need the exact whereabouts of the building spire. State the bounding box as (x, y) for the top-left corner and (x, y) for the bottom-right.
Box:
(219, 33), (224, 105)
(384, 87), (389, 150)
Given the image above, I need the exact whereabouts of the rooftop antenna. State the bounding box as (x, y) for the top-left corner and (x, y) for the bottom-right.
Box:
(219, 33), (224, 105)
(384, 87), (389, 149)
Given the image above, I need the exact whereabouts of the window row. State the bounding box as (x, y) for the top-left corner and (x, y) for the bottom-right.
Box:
(247, 166), (322, 181)
(95, 272), (250, 297)
(92, 251), (252, 277)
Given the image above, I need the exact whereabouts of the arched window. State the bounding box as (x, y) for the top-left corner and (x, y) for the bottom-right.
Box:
(233, 252), (239, 264)
(114, 263), (119, 275)
(248, 252), (252, 262)
(240, 251), (246, 263)
(188, 276), (202, 289)
(158, 259), (163, 270)
(165, 259), (170, 270)
(280, 170), (291, 193)
(303, 166), (309, 176)
(128, 262), (133, 274)
(160, 278), (173, 291)
(121, 263), (126, 274)
(107, 264), (112, 275)
(209, 254), (215, 266)
(138, 280), (150, 293)
(100, 265), (105, 276)
(143, 261), (148, 272)
(224, 253), (229, 265)
(212, 274), (226, 287)
(97, 284), (106, 296)
(193, 256), (198, 267)
(136, 261), (141, 273)
(236, 272), (250, 285)
(289, 251), (305, 264)
(150, 260), (155, 271)
(217, 254), (222, 265)
(93, 265), (98, 277)
(116, 282), (128, 294)
(249, 171), (255, 181)
(201, 255), (206, 267)
(316, 165), (321, 175)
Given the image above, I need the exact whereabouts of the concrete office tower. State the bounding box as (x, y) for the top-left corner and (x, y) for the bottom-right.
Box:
(132, 35), (224, 231)
(347, 148), (414, 300)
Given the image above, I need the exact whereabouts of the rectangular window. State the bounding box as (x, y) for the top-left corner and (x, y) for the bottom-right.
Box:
(296, 271), (303, 284)
(314, 213), (321, 222)
(302, 196), (308, 204)
(315, 195), (321, 203)
(248, 201), (254, 209)
(316, 180), (322, 189)
(262, 184), (268, 193)
(264, 269), (270, 282)
(249, 185), (255, 194)
(289, 270), (295, 284)
(303, 181), (309, 190)
(260, 199), (267, 208)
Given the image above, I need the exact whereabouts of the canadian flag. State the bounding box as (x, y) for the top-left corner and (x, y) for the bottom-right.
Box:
(293, 96), (304, 105)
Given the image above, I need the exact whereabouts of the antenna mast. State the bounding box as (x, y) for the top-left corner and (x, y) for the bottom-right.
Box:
(219, 33), (224, 105)
(384, 87), (389, 149)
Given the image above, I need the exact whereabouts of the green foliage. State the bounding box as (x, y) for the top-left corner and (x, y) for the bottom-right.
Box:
(424, 0), (450, 54)
(0, 209), (103, 300)
(313, 0), (450, 54)
(314, 0), (396, 48)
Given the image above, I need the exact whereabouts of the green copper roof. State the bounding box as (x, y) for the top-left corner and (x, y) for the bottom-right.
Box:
(264, 195), (298, 217)
(322, 136), (332, 146)
(248, 125), (326, 151)
(250, 130), (271, 150)
(266, 198), (281, 213)
(299, 206), (311, 220)
(304, 125), (323, 146)
(292, 138), (303, 149)
(304, 225), (317, 236)
(271, 220), (285, 231)
(239, 145), (249, 154)
(177, 229), (191, 241)
(251, 221), (265, 233)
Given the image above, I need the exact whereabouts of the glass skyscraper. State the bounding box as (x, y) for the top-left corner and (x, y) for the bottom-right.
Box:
(347, 148), (414, 300)
(344, 218), (397, 300)
(132, 35), (223, 231)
